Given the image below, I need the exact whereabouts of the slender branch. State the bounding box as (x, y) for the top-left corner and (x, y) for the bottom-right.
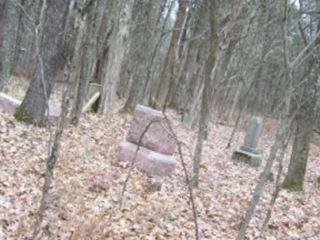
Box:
(289, 30), (320, 68)
(235, 1), (292, 239)
(120, 99), (199, 240)
(120, 119), (161, 208)
(12, 0), (36, 27)
(158, 107), (199, 240)
(31, 61), (72, 240)
(260, 128), (292, 235)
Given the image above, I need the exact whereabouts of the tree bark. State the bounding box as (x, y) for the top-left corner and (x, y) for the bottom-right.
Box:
(0, 0), (20, 85)
(282, 2), (320, 191)
(122, 0), (160, 112)
(15, 0), (69, 124)
(99, 0), (128, 114)
(192, 0), (219, 187)
(153, 0), (188, 108)
(71, 0), (106, 124)
(15, 0), (41, 75)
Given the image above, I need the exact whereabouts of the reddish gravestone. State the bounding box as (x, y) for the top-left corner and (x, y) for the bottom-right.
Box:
(118, 105), (177, 177)
(118, 141), (176, 177)
(126, 105), (175, 154)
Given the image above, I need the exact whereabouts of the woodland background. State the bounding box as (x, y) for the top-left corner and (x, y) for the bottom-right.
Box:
(0, 0), (320, 239)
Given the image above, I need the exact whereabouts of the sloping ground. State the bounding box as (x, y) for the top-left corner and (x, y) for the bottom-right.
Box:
(0, 108), (319, 240)
(312, 131), (320, 147)
(1, 76), (63, 107)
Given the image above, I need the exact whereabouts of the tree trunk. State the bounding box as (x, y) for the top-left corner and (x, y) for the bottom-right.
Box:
(15, 0), (41, 75)
(282, 112), (315, 191)
(192, 0), (219, 187)
(282, 6), (320, 191)
(15, 0), (69, 124)
(122, 0), (159, 112)
(173, 1), (211, 122)
(153, 0), (188, 108)
(71, 0), (106, 124)
(99, 0), (128, 114)
(0, 0), (20, 85)
(0, 1), (5, 69)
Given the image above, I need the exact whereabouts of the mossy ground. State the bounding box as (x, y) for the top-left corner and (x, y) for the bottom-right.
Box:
(282, 179), (304, 192)
(14, 105), (43, 125)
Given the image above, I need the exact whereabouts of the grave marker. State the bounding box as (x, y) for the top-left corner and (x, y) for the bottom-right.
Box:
(232, 116), (263, 167)
(118, 105), (177, 177)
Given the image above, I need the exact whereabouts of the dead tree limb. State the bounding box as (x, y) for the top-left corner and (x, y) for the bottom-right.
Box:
(31, 62), (71, 240)
(160, 110), (199, 240)
(32, 8), (88, 238)
(120, 101), (199, 240)
(235, 115), (292, 240)
(260, 128), (292, 235)
(236, 1), (292, 239)
(226, 75), (255, 149)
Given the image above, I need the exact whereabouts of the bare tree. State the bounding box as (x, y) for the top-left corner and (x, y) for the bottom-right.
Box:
(153, 0), (188, 108)
(283, 0), (320, 191)
(0, 0), (20, 86)
(122, 0), (162, 112)
(192, 0), (245, 186)
(236, 1), (293, 238)
(14, 0), (70, 124)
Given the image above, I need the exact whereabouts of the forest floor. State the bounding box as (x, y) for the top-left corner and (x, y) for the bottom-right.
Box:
(0, 79), (320, 240)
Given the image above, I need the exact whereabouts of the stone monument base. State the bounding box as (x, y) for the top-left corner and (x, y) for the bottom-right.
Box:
(232, 149), (262, 167)
(118, 141), (176, 177)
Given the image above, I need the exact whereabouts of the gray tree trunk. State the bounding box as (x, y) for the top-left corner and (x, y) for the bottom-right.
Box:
(0, 0), (20, 85)
(153, 0), (188, 108)
(172, 1), (212, 123)
(15, 0), (69, 124)
(192, 0), (219, 187)
(99, 0), (129, 114)
(15, 0), (41, 74)
(282, 4), (320, 191)
(122, 0), (160, 112)
(71, 0), (106, 124)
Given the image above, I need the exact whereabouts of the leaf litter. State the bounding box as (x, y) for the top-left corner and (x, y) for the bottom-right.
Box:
(0, 91), (320, 239)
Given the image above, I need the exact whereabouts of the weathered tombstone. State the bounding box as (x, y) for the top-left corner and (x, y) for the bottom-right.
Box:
(232, 116), (263, 167)
(118, 105), (177, 177)
(0, 92), (61, 122)
(0, 92), (21, 114)
(126, 105), (176, 155)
